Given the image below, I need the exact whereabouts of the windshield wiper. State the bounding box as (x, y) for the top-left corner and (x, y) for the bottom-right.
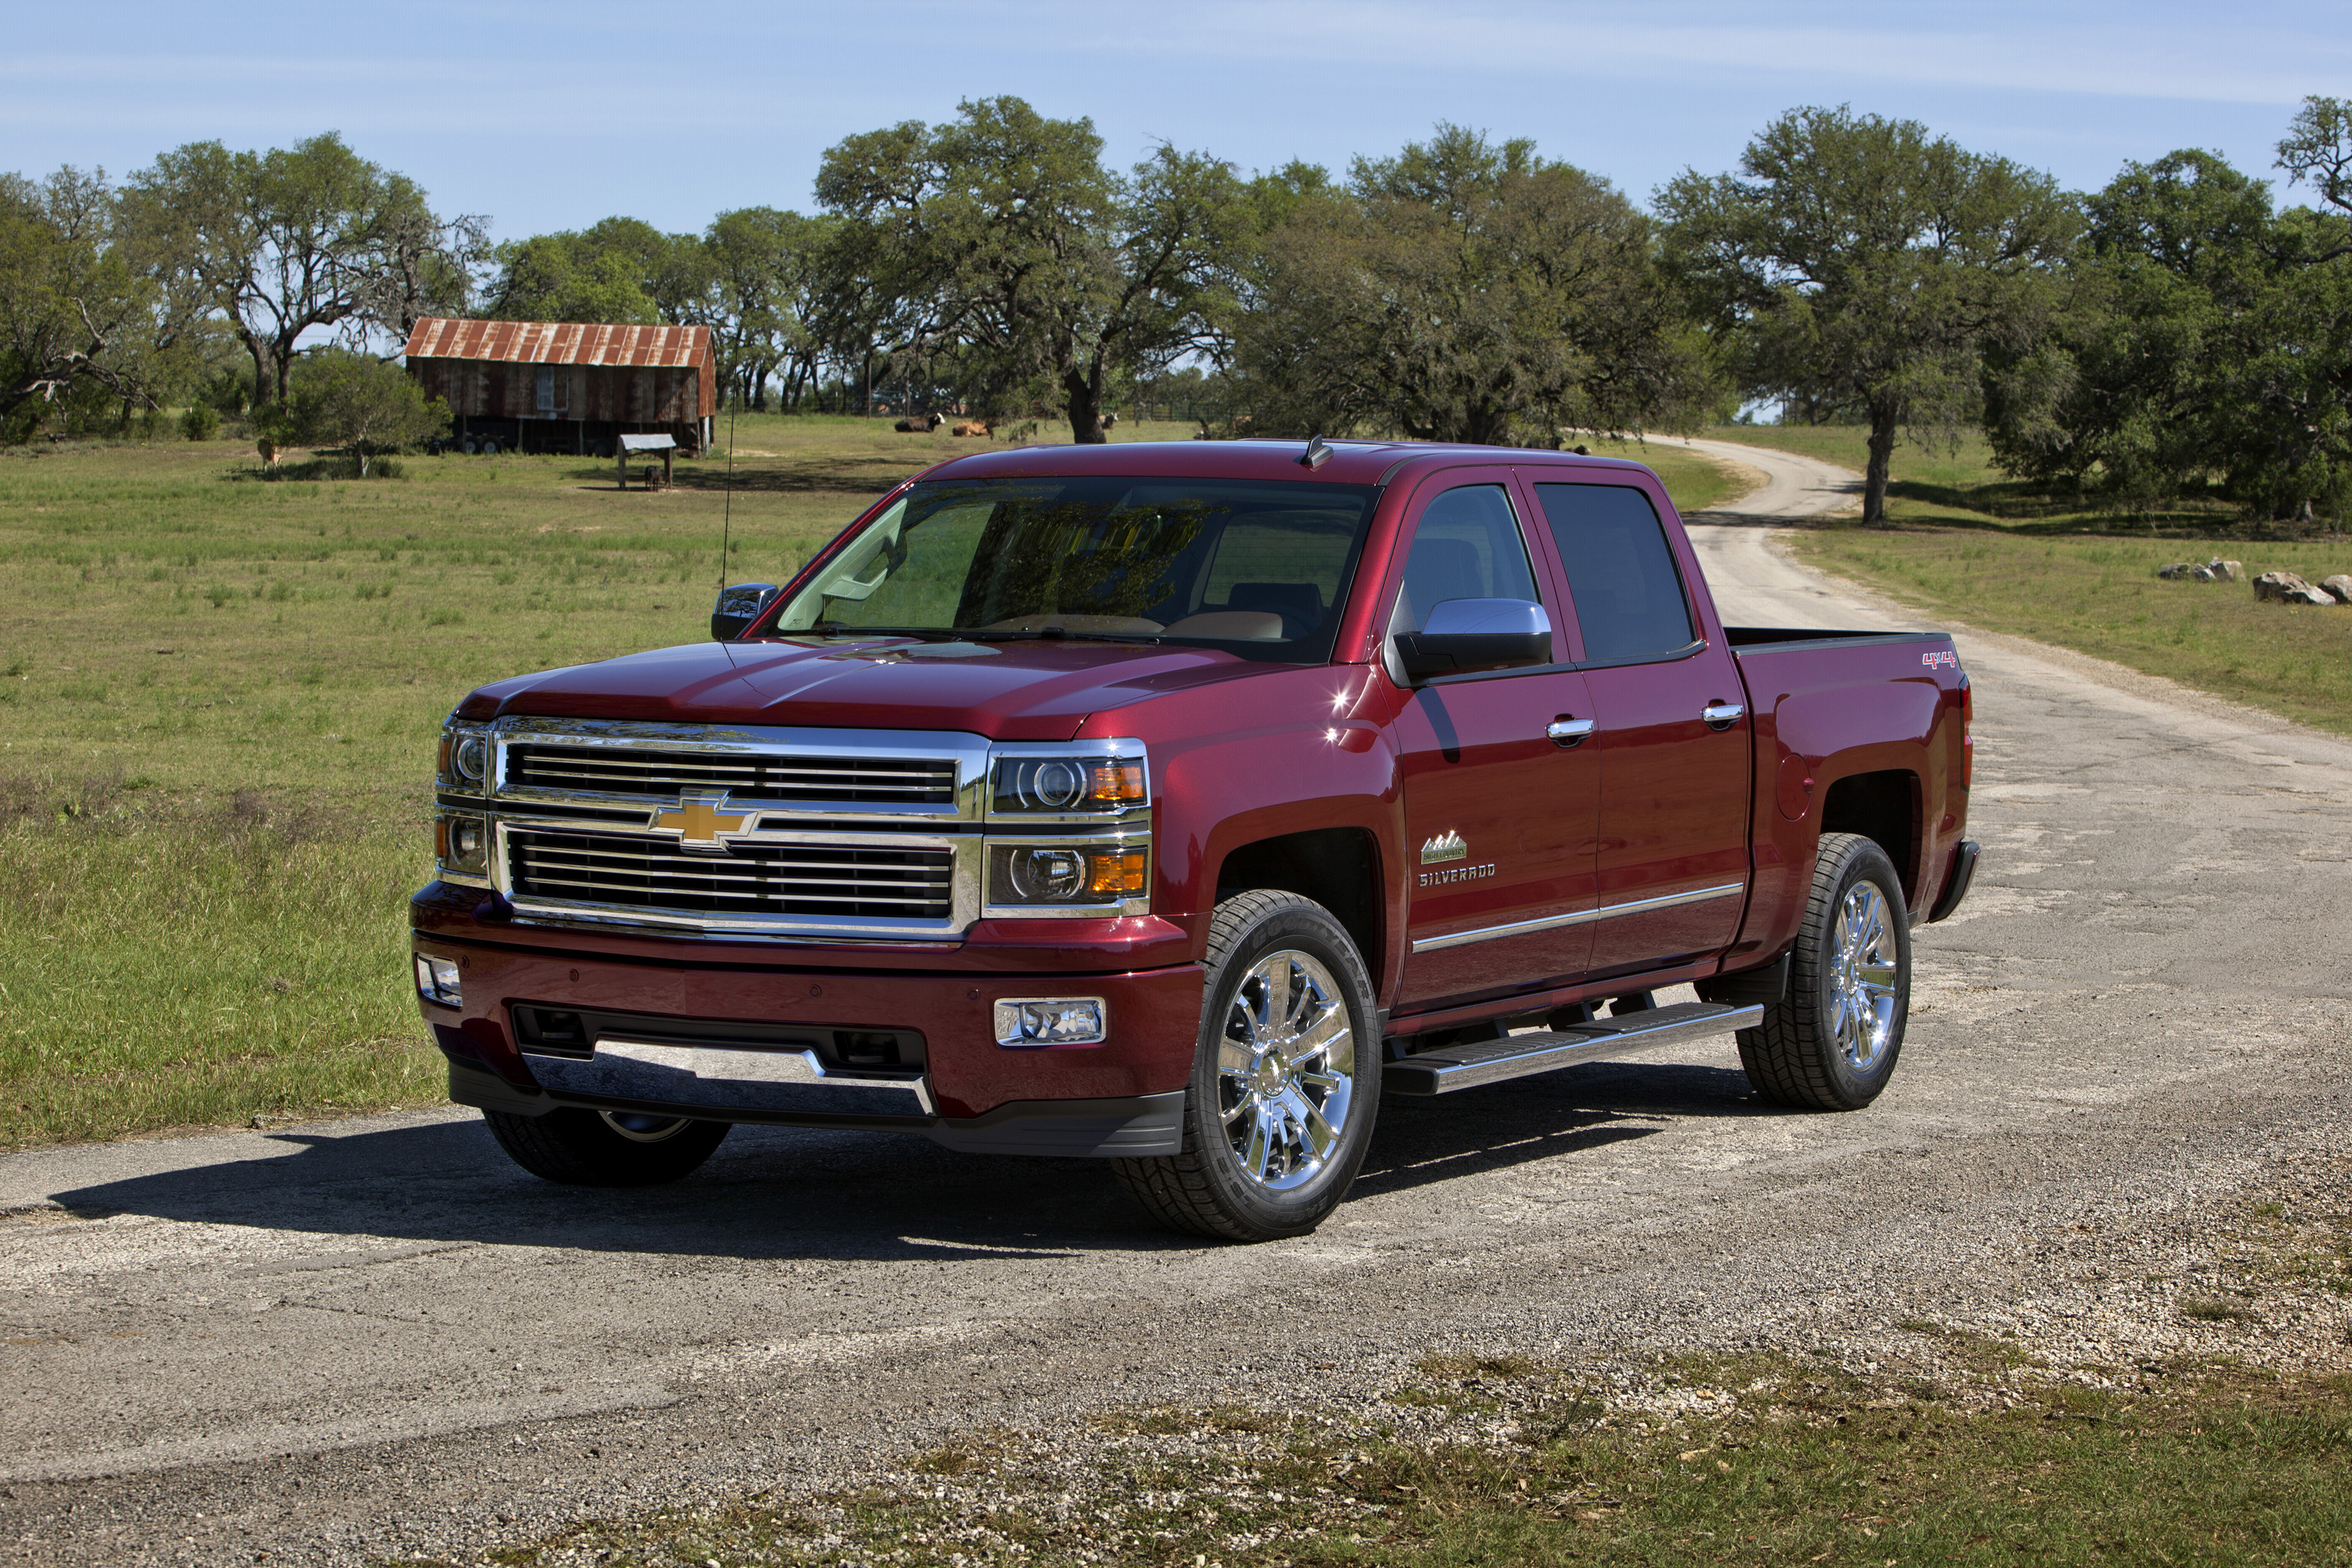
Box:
(808, 623), (978, 641)
(808, 621), (1163, 646)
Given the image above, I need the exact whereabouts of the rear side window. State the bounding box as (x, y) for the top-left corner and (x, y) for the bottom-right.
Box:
(1533, 484), (1694, 662)
(1392, 485), (1541, 632)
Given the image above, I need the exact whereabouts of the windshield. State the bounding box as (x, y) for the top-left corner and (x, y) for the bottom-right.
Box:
(767, 477), (1381, 661)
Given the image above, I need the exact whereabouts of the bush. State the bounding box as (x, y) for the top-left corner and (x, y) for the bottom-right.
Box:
(180, 404), (220, 442)
(283, 350), (448, 477)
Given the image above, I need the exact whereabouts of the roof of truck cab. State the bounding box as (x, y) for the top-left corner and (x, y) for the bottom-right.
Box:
(914, 438), (1656, 488)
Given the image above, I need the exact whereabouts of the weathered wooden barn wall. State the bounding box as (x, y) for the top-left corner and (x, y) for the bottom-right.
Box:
(405, 359), (706, 423)
(399, 319), (717, 448)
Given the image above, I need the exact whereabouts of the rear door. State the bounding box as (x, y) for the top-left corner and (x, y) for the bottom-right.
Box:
(1389, 471), (1602, 1012)
(1522, 476), (1751, 978)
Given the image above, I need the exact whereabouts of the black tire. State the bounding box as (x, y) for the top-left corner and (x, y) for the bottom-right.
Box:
(482, 1107), (730, 1187)
(1114, 891), (1381, 1242)
(1737, 831), (1911, 1111)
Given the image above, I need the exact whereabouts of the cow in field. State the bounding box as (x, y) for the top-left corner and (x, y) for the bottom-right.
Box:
(894, 412), (943, 433)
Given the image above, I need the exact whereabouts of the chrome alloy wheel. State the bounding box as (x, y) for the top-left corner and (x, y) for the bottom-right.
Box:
(599, 1111), (695, 1143)
(1828, 880), (1901, 1073)
(1215, 949), (1357, 1192)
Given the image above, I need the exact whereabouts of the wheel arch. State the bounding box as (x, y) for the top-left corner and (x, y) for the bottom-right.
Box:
(1817, 768), (1922, 906)
(1212, 827), (1384, 988)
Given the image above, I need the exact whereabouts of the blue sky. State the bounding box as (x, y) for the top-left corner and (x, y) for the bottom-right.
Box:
(4, 1), (2346, 240)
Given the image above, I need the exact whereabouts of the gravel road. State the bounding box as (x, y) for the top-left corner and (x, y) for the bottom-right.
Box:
(5, 448), (2350, 1564)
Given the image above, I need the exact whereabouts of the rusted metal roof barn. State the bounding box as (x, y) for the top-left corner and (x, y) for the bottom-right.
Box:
(401, 318), (717, 457)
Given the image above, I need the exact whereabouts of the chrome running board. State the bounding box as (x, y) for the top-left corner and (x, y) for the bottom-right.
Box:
(1385, 1001), (1763, 1097)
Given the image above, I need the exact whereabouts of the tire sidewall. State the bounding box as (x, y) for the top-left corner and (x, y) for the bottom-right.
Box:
(1807, 840), (1911, 1106)
(1185, 898), (1381, 1238)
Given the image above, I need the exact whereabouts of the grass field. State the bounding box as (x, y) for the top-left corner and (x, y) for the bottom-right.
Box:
(449, 1334), (2352, 1566)
(1694, 423), (2352, 733)
(0, 417), (1734, 1147)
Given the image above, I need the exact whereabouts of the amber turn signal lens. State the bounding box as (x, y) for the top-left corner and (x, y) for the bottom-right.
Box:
(1085, 760), (1146, 805)
(1085, 849), (1148, 897)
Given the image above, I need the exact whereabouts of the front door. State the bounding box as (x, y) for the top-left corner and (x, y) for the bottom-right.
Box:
(1391, 475), (1602, 1012)
(1524, 478), (1751, 978)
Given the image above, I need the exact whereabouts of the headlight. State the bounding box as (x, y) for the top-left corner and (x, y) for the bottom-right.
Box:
(988, 746), (1147, 817)
(987, 842), (1149, 911)
(436, 811), (489, 878)
(437, 724), (492, 794)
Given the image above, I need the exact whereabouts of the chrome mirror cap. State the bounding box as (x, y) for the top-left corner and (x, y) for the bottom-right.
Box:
(710, 583), (779, 641)
(1393, 597), (1553, 684)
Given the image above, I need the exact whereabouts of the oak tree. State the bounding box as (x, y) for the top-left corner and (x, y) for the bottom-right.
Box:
(1660, 107), (2077, 523)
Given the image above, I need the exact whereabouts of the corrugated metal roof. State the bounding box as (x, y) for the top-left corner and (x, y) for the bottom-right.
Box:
(402, 317), (713, 368)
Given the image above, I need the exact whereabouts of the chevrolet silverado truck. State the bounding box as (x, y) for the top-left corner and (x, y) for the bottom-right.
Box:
(412, 437), (1980, 1241)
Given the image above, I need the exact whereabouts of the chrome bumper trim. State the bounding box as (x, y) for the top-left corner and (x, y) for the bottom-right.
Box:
(523, 1037), (933, 1118)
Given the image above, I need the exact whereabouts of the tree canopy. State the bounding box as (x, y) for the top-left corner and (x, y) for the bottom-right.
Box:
(1659, 106), (2078, 522)
(1233, 126), (1715, 445)
(817, 96), (1250, 442)
(124, 132), (477, 407)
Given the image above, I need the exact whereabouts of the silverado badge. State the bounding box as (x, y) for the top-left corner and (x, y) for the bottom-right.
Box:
(650, 789), (757, 851)
(1420, 829), (1468, 866)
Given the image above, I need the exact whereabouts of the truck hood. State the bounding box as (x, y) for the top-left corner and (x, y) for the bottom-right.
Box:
(455, 636), (1285, 740)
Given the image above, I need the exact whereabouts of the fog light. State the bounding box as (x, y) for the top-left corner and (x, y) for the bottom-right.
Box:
(993, 996), (1107, 1048)
(415, 954), (461, 1007)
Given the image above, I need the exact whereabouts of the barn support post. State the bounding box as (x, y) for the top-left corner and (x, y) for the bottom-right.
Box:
(616, 447), (626, 490)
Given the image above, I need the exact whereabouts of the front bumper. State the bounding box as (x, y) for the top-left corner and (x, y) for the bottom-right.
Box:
(412, 929), (1203, 1156)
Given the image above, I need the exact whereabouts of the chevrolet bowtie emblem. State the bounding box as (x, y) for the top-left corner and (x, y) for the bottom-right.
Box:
(650, 789), (756, 851)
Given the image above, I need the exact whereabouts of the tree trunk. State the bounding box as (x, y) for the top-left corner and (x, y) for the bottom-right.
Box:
(1864, 409), (1899, 525)
(1064, 367), (1106, 445)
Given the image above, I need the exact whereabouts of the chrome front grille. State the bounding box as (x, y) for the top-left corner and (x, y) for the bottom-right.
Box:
(509, 829), (956, 921)
(510, 744), (957, 805)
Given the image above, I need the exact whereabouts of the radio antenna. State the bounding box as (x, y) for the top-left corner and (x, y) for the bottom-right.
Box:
(717, 390), (739, 590)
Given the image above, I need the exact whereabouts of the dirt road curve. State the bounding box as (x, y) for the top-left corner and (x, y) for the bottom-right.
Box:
(5, 476), (2352, 1563)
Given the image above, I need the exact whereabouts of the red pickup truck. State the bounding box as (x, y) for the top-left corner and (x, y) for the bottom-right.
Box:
(412, 437), (1977, 1240)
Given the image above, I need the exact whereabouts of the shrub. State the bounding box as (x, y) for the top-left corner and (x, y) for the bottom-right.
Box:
(180, 404), (220, 442)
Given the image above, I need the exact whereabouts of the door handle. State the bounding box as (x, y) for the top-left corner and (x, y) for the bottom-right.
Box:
(1546, 717), (1596, 747)
(1701, 701), (1746, 729)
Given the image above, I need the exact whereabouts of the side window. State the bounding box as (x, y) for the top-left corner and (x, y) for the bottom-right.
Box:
(1391, 485), (1541, 633)
(1532, 484), (1695, 662)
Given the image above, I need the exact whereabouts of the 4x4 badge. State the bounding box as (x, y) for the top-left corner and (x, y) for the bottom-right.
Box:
(650, 789), (756, 851)
(1421, 830), (1468, 866)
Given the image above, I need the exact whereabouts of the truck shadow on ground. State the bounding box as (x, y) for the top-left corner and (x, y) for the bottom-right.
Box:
(45, 1060), (1765, 1264)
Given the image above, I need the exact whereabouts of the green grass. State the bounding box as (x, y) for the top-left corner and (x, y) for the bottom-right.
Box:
(452, 1355), (2352, 1566)
(1699, 423), (2248, 534)
(1787, 531), (2352, 733)
(0, 415), (945, 1145)
(1700, 423), (2352, 731)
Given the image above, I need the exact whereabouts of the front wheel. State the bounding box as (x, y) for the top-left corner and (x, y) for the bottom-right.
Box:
(1114, 891), (1380, 1241)
(483, 1107), (730, 1186)
(1737, 831), (1911, 1110)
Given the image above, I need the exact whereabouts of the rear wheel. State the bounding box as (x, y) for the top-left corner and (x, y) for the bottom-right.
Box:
(482, 1107), (730, 1186)
(1737, 831), (1911, 1110)
(1114, 891), (1379, 1241)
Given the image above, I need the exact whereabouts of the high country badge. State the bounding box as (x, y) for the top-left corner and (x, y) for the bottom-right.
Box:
(1417, 830), (1495, 887)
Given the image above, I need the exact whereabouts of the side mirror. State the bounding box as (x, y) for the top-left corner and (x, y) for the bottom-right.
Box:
(1392, 598), (1552, 684)
(711, 583), (779, 641)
